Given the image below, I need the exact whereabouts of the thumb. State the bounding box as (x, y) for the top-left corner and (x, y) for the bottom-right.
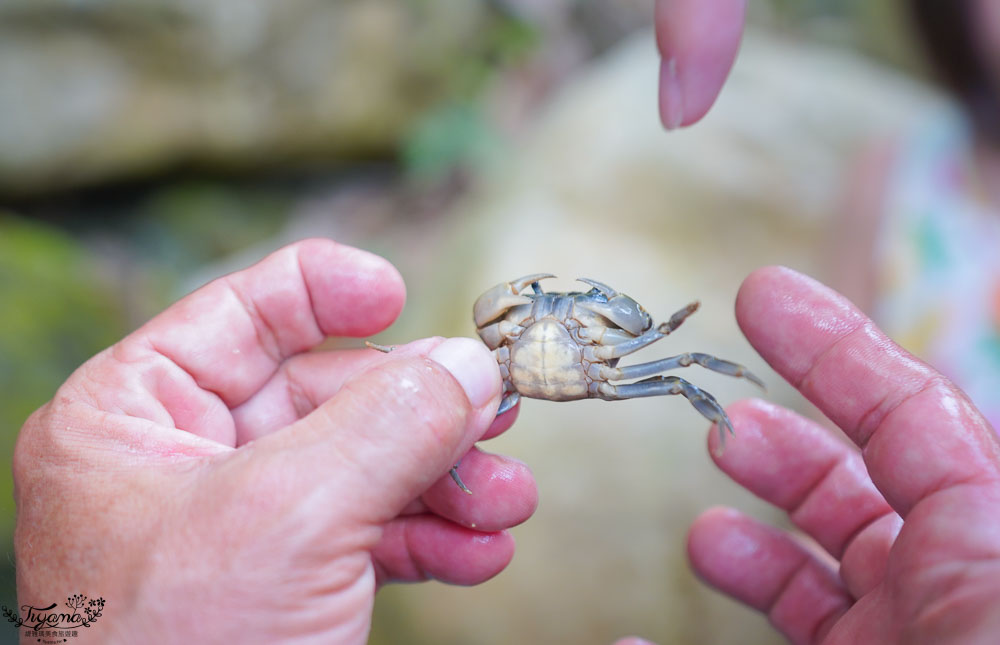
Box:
(260, 337), (502, 523)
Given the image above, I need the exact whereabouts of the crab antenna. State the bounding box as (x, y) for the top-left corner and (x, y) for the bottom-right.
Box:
(577, 277), (618, 299)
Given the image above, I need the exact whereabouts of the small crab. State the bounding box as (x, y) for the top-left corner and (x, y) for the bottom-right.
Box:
(446, 273), (763, 492)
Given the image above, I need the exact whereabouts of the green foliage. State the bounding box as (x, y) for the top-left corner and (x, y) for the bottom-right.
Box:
(135, 181), (289, 267)
(401, 11), (536, 181)
(402, 102), (502, 181)
(0, 215), (129, 532)
(443, 9), (538, 101)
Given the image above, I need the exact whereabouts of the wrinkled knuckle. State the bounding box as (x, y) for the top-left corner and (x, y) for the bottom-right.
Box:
(12, 409), (44, 486)
(224, 278), (284, 364)
(282, 363), (317, 418)
(12, 401), (66, 490)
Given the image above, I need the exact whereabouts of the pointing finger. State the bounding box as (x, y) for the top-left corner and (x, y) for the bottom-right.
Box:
(735, 266), (1000, 516)
(655, 0), (746, 128)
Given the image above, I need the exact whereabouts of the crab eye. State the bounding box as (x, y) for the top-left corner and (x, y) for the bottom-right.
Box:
(586, 287), (608, 303)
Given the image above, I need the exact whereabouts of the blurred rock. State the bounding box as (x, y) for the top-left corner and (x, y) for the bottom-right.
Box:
(0, 0), (497, 195)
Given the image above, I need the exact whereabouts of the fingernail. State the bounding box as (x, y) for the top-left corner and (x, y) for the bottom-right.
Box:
(429, 337), (500, 408)
(659, 57), (685, 130)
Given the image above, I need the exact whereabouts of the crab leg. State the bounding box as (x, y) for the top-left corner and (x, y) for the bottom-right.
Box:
(450, 348), (520, 495)
(449, 465), (472, 495)
(497, 391), (520, 415)
(450, 391), (520, 494)
(587, 302), (699, 360)
(598, 353), (765, 389)
(597, 375), (735, 444)
(450, 394), (519, 495)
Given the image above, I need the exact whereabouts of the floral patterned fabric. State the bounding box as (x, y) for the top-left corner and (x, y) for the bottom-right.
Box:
(875, 109), (1000, 430)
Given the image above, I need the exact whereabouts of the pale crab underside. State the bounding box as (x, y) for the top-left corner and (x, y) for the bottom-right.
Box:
(443, 274), (764, 493)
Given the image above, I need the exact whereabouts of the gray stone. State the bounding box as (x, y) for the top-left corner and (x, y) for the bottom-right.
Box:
(0, 0), (492, 194)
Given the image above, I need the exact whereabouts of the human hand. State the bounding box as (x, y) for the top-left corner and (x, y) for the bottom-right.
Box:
(616, 267), (1000, 644)
(654, 0), (747, 128)
(13, 239), (537, 644)
(685, 266), (1000, 645)
(684, 267), (1000, 644)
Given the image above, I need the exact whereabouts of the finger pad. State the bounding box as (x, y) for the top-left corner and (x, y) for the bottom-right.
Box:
(414, 523), (514, 586)
(655, 0), (745, 126)
(688, 507), (803, 611)
(299, 239), (406, 337)
(481, 403), (520, 440)
(711, 399), (845, 509)
(425, 449), (538, 531)
(735, 266), (866, 385)
(378, 517), (514, 586)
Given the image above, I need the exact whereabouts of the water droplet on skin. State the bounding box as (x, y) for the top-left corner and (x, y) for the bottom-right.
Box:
(397, 377), (420, 395)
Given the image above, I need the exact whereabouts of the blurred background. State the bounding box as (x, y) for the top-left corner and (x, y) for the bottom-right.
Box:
(0, 0), (967, 643)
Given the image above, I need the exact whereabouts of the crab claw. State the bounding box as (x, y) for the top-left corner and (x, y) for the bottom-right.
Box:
(574, 277), (653, 335)
(473, 273), (554, 327)
(577, 277), (619, 299)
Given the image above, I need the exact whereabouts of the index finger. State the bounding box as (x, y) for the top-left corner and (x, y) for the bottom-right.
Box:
(655, 0), (746, 128)
(736, 266), (1000, 516)
(81, 239), (405, 416)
